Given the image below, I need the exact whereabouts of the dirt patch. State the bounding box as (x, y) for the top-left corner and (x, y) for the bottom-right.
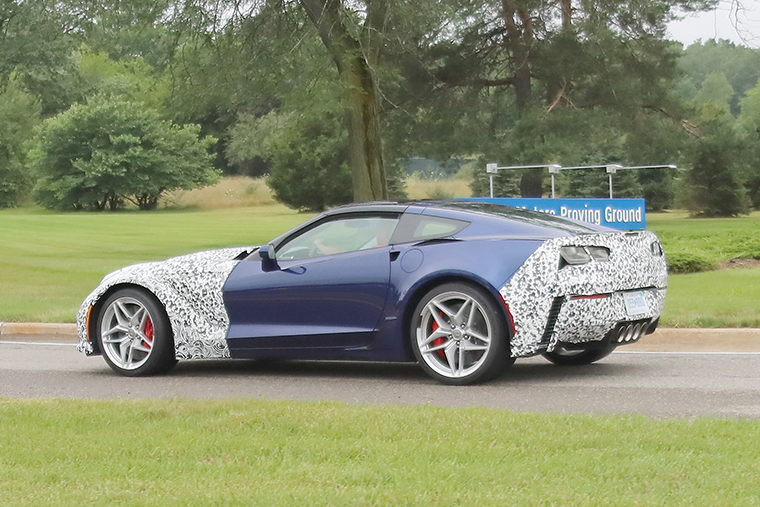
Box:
(717, 258), (760, 270)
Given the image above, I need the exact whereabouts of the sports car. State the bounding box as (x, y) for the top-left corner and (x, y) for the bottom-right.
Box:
(77, 201), (668, 385)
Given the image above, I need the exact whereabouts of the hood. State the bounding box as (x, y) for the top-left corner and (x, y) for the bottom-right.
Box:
(99, 246), (257, 285)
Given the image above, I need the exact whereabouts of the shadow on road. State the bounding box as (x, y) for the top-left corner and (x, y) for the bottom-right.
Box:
(153, 355), (643, 385)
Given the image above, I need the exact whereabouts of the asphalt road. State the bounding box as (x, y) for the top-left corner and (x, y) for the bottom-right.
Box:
(1, 340), (759, 419)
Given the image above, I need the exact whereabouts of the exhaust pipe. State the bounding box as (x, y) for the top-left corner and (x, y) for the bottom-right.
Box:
(615, 320), (652, 344)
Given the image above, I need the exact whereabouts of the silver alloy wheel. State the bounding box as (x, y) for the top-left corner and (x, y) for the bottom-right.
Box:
(100, 296), (155, 371)
(416, 290), (493, 379)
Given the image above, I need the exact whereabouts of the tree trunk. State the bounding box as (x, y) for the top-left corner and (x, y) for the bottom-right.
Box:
(520, 170), (543, 197)
(502, 0), (541, 197)
(299, 0), (388, 203)
(547, 0), (572, 105)
(560, 0), (572, 29)
(502, 0), (533, 111)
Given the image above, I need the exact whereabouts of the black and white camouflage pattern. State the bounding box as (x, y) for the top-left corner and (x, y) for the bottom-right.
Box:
(76, 247), (254, 359)
(500, 231), (668, 357)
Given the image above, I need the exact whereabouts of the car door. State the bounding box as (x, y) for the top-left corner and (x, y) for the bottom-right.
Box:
(223, 214), (399, 356)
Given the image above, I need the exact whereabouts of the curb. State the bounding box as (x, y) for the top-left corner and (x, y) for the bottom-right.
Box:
(2, 322), (760, 352)
(626, 328), (760, 352)
(0, 322), (78, 343)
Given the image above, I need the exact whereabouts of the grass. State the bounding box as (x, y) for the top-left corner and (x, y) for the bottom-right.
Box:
(162, 176), (276, 209)
(404, 176), (472, 200)
(0, 205), (310, 322)
(646, 211), (760, 327)
(647, 211), (760, 272)
(163, 174), (475, 207)
(0, 398), (758, 506)
(661, 268), (760, 327)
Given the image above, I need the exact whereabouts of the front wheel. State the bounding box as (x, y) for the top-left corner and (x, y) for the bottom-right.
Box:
(411, 283), (513, 385)
(542, 343), (616, 366)
(96, 287), (178, 376)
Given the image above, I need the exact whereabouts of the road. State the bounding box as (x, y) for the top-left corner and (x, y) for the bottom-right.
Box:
(1, 340), (759, 419)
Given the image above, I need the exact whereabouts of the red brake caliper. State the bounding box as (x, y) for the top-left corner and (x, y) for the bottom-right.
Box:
(431, 312), (446, 359)
(143, 317), (153, 349)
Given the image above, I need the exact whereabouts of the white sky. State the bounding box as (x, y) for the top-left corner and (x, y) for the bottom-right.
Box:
(668, 0), (760, 47)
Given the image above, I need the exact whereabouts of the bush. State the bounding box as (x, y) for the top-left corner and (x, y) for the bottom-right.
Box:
(665, 251), (716, 274)
(265, 115), (353, 211)
(29, 97), (219, 211)
(228, 110), (352, 211)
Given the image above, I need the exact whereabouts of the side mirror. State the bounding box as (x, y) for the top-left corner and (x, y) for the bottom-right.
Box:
(258, 243), (276, 260)
(258, 244), (278, 272)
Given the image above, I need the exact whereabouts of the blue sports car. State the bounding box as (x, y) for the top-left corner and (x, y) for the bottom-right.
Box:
(77, 201), (668, 385)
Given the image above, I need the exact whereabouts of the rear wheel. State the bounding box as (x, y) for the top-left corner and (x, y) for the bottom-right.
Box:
(96, 287), (177, 376)
(542, 343), (616, 366)
(411, 283), (513, 385)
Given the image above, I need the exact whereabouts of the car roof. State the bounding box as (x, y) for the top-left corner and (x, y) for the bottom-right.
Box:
(322, 201), (409, 215)
(325, 200), (605, 235)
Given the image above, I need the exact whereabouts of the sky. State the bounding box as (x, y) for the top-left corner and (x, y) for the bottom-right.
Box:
(667, 0), (760, 47)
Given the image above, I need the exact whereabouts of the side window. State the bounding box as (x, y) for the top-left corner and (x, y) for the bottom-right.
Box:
(276, 216), (398, 261)
(391, 214), (469, 244)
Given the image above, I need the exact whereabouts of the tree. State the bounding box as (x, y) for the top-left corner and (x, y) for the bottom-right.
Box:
(30, 97), (219, 211)
(57, 0), (718, 209)
(0, 0), (82, 115)
(686, 105), (747, 217)
(680, 70), (749, 216)
(166, 0), (432, 202)
(694, 72), (735, 109)
(77, 47), (170, 111)
(298, 0), (388, 203)
(263, 111), (353, 211)
(679, 39), (760, 115)
(0, 75), (41, 207)
(737, 79), (760, 208)
(226, 86), (353, 211)
(75, 0), (176, 72)
(391, 1), (714, 199)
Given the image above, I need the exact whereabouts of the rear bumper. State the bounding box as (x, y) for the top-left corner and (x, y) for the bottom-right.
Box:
(500, 230), (668, 357)
(547, 287), (666, 351)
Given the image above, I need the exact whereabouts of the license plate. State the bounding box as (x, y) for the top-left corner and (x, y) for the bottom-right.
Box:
(623, 291), (648, 318)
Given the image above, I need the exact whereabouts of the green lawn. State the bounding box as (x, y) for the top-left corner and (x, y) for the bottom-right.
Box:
(1, 398), (758, 506)
(648, 211), (760, 271)
(647, 211), (760, 327)
(1, 206), (759, 326)
(0, 205), (310, 322)
(662, 268), (760, 327)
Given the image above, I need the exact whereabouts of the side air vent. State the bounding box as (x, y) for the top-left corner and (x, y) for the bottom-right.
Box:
(539, 297), (565, 349)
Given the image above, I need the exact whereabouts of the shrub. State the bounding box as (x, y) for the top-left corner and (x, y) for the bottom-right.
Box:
(426, 186), (454, 200)
(228, 110), (352, 211)
(665, 251), (716, 274)
(29, 97), (219, 211)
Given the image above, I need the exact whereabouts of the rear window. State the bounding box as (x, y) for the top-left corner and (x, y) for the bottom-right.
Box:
(391, 214), (469, 244)
(443, 201), (600, 234)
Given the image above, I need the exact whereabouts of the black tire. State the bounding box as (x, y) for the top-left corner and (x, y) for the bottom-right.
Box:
(410, 282), (514, 385)
(542, 343), (616, 366)
(96, 287), (178, 376)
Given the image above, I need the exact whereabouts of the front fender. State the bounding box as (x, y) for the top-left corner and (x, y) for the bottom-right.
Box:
(76, 247), (251, 359)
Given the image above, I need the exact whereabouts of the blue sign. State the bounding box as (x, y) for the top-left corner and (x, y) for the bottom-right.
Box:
(460, 198), (646, 230)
